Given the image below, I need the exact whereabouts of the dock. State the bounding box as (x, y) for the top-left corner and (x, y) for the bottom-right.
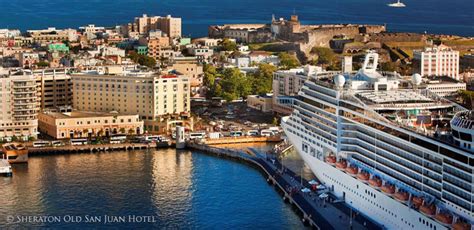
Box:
(202, 136), (282, 145)
(28, 142), (171, 155)
(0, 159), (12, 176)
(187, 142), (382, 230)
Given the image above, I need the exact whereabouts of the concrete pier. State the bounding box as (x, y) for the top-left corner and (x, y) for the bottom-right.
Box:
(187, 143), (382, 230)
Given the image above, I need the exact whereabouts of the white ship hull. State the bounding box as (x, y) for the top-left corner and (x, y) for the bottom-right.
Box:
(282, 121), (448, 230)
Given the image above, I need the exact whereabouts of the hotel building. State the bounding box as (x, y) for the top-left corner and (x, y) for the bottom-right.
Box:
(34, 68), (73, 111)
(414, 45), (460, 81)
(134, 14), (182, 38)
(71, 68), (191, 133)
(38, 111), (143, 139)
(0, 69), (38, 140)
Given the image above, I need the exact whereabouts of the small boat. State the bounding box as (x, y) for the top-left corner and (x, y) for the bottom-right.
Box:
(345, 165), (358, 175)
(393, 190), (409, 202)
(368, 176), (382, 188)
(435, 212), (453, 226)
(2, 143), (28, 164)
(452, 220), (471, 230)
(356, 171), (370, 181)
(0, 159), (12, 176)
(381, 183), (395, 195)
(411, 196), (424, 209)
(388, 0), (406, 7)
(325, 155), (336, 165)
(419, 203), (436, 217)
(335, 159), (347, 169)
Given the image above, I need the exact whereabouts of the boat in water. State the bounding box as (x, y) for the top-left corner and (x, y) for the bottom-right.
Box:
(2, 142), (28, 163)
(388, 0), (406, 7)
(280, 51), (472, 229)
(0, 159), (12, 176)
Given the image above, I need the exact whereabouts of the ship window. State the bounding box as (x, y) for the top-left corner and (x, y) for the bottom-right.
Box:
(459, 132), (472, 142)
(452, 130), (460, 138)
(440, 147), (468, 165)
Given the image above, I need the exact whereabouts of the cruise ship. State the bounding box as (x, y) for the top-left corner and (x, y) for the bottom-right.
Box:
(281, 52), (473, 230)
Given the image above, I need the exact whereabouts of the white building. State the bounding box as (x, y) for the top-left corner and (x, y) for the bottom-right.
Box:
(272, 67), (311, 115)
(424, 76), (466, 98)
(0, 29), (21, 39)
(0, 69), (39, 140)
(414, 44), (460, 81)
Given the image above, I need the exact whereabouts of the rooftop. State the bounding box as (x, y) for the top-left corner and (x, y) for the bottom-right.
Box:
(42, 111), (137, 119)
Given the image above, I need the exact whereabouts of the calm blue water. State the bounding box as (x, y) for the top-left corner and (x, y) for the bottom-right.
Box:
(0, 149), (304, 228)
(0, 0), (473, 36)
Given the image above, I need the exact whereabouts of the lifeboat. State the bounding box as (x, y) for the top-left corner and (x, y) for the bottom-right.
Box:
(345, 165), (358, 175)
(356, 171), (369, 181)
(381, 183), (395, 195)
(368, 177), (382, 188)
(393, 190), (409, 202)
(335, 159), (347, 169)
(453, 220), (471, 230)
(325, 155), (336, 165)
(411, 196), (424, 209)
(435, 212), (453, 226)
(419, 204), (436, 217)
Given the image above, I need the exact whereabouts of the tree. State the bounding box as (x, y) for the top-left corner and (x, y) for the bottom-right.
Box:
(311, 47), (336, 65)
(278, 53), (300, 70)
(119, 128), (126, 134)
(127, 51), (156, 68)
(219, 38), (237, 51)
(249, 63), (277, 95)
(36, 61), (49, 68)
(380, 62), (397, 72)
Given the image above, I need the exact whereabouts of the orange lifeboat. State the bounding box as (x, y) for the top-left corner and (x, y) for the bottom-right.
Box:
(335, 159), (347, 169)
(411, 196), (424, 209)
(345, 165), (358, 175)
(325, 155), (336, 165)
(356, 171), (369, 181)
(419, 204), (436, 217)
(381, 183), (395, 195)
(393, 190), (409, 202)
(435, 212), (453, 226)
(453, 220), (471, 230)
(368, 177), (382, 188)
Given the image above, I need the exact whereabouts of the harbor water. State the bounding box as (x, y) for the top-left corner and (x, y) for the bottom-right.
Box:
(0, 149), (306, 228)
(0, 0), (472, 36)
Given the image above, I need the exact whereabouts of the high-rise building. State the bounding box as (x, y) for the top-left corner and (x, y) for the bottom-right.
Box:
(33, 69), (73, 111)
(133, 14), (181, 38)
(71, 67), (190, 133)
(414, 44), (460, 80)
(0, 69), (38, 140)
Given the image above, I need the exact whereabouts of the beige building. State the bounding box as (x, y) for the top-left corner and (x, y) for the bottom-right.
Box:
(170, 62), (204, 97)
(71, 68), (191, 133)
(26, 27), (78, 43)
(134, 14), (181, 38)
(414, 44), (460, 81)
(38, 111), (143, 139)
(272, 69), (307, 115)
(0, 69), (39, 140)
(247, 94), (273, 112)
(34, 69), (73, 111)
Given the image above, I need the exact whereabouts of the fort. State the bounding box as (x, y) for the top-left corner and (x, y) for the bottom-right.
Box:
(209, 15), (386, 60)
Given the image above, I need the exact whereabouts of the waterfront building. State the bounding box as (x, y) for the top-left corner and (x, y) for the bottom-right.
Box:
(133, 14), (181, 38)
(414, 44), (460, 81)
(247, 94), (273, 112)
(281, 52), (473, 229)
(0, 69), (38, 140)
(33, 68), (73, 111)
(26, 27), (78, 43)
(71, 67), (191, 133)
(38, 111), (143, 139)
